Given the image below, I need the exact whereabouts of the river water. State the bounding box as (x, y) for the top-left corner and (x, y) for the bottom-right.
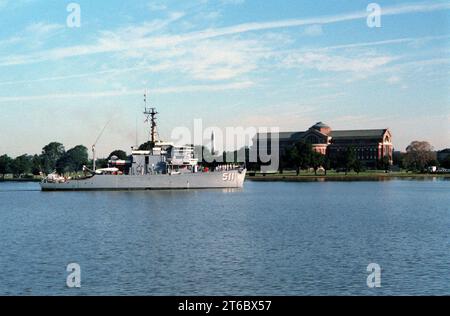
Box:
(0, 179), (449, 295)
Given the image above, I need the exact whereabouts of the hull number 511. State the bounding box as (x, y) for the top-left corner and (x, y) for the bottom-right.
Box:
(223, 173), (236, 181)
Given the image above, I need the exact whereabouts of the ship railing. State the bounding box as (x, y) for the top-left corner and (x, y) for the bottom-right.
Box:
(213, 164), (245, 172)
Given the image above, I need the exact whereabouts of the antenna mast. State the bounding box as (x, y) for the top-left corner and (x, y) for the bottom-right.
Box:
(143, 91), (158, 143)
(92, 118), (113, 172)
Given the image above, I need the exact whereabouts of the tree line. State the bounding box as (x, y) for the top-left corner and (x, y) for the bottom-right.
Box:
(1, 140), (447, 179)
(0, 141), (133, 179)
(0, 142), (88, 179)
(395, 141), (446, 171)
(278, 140), (446, 174)
(206, 140), (446, 174)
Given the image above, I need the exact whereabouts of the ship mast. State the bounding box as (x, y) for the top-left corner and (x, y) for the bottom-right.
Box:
(143, 92), (158, 143)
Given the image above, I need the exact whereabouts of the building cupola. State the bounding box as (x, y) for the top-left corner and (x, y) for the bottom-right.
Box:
(311, 122), (331, 135)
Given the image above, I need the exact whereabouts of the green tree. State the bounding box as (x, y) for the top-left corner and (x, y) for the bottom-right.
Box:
(403, 141), (435, 172)
(286, 146), (301, 175)
(323, 156), (331, 176)
(0, 154), (13, 179)
(31, 154), (43, 176)
(338, 147), (356, 175)
(56, 145), (88, 174)
(279, 149), (289, 174)
(108, 150), (128, 160)
(138, 141), (155, 151)
(353, 159), (362, 174)
(426, 159), (439, 168)
(393, 151), (404, 167)
(378, 156), (391, 173)
(41, 142), (65, 174)
(94, 158), (108, 169)
(55, 155), (68, 174)
(328, 153), (339, 170)
(441, 156), (450, 169)
(284, 141), (313, 175)
(310, 151), (325, 175)
(296, 141), (313, 171)
(11, 155), (32, 178)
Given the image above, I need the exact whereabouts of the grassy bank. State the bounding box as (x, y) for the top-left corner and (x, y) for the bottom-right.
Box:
(0, 175), (42, 182)
(246, 170), (450, 182)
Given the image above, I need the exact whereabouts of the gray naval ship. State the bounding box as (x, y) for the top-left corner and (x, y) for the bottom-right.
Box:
(41, 105), (246, 191)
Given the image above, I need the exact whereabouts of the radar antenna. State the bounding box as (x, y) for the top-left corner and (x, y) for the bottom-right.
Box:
(143, 91), (158, 143)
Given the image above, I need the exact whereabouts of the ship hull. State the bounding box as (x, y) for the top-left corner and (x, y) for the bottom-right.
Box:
(40, 169), (246, 191)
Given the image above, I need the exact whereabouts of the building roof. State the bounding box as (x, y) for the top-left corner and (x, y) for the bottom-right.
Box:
(312, 122), (330, 129)
(330, 129), (388, 139)
(256, 131), (305, 140)
(256, 127), (389, 141)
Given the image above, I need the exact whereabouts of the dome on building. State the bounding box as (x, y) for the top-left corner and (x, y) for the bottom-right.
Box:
(310, 122), (331, 135)
(312, 122), (330, 130)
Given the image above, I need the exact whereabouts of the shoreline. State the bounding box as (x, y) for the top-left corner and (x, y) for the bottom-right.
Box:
(0, 178), (42, 183)
(1, 173), (450, 184)
(247, 173), (450, 182)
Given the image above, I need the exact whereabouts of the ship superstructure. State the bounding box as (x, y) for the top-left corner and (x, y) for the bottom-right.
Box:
(40, 96), (246, 191)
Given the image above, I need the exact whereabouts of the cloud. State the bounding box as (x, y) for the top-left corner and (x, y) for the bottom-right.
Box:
(1, 33), (447, 87)
(184, 1), (450, 39)
(283, 51), (396, 73)
(220, 0), (245, 5)
(1, 35), (447, 88)
(302, 25), (323, 37)
(0, 36), (21, 48)
(148, 2), (167, 11)
(386, 75), (401, 84)
(100, 11), (185, 40)
(25, 22), (65, 47)
(318, 34), (450, 51)
(25, 22), (64, 35)
(351, 55), (450, 83)
(0, 81), (255, 102)
(0, 35), (270, 84)
(0, 0), (37, 11)
(160, 38), (267, 80)
(0, 12), (186, 66)
(0, 21), (64, 53)
(1, 1), (449, 67)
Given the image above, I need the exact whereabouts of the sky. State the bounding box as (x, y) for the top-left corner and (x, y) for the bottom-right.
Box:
(0, 0), (449, 157)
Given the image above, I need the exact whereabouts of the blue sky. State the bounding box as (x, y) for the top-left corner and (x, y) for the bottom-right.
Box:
(0, 0), (449, 157)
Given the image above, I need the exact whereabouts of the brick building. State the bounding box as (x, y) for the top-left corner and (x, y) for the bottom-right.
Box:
(255, 122), (393, 168)
(437, 149), (450, 162)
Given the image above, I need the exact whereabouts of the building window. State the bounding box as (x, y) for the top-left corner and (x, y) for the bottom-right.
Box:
(306, 135), (319, 144)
